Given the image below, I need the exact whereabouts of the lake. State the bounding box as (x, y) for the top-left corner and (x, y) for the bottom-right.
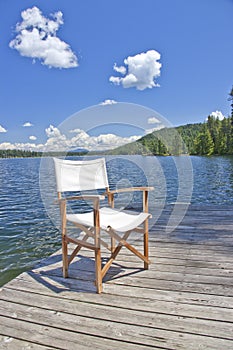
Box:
(1, 155), (233, 287)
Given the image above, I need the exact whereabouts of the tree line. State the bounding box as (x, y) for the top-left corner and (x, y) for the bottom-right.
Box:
(177, 116), (233, 155)
(0, 149), (88, 159)
(123, 114), (233, 156)
(0, 149), (43, 158)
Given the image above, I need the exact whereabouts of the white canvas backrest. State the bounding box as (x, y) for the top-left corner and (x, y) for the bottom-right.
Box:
(53, 157), (109, 192)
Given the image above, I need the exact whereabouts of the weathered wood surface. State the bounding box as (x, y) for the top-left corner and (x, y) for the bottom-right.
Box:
(0, 204), (233, 349)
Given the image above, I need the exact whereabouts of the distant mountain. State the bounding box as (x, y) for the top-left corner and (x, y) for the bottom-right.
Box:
(68, 148), (88, 153)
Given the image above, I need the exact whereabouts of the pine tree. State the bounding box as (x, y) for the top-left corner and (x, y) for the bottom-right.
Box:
(227, 86), (233, 153)
(194, 124), (214, 155)
(228, 86), (233, 118)
(218, 117), (228, 154)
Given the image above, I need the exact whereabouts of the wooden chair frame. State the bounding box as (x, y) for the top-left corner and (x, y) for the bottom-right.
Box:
(57, 185), (153, 293)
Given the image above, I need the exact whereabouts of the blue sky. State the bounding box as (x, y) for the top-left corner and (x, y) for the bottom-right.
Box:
(0, 0), (232, 151)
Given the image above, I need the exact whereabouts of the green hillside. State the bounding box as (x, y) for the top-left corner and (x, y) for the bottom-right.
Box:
(108, 115), (233, 156)
(109, 86), (233, 156)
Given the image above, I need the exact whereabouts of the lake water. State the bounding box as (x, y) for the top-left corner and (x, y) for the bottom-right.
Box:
(1, 155), (233, 286)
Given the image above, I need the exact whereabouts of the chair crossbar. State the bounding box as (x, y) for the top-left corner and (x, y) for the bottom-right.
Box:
(100, 230), (131, 279)
(68, 234), (89, 265)
(66, 236), (97, 251)
(101, 245), (123, 279)
(100, 228), (150, 280)
(108, 228), (151, 264)
(72, 222), (111, 251)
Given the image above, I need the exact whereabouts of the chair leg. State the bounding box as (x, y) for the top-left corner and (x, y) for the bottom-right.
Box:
(62, 237), (69, 278)
(144, 219), (149, 270)
(95, 248), (102, 293)
(60, 199), (69, 278)
(111, 237), (115, 252)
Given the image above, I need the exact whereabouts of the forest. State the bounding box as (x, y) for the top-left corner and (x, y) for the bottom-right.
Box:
(138, 115), (233, 156)
(108, 115), (233, 156)
(0, 149), (43, 158)
(0, 149), (87, 158)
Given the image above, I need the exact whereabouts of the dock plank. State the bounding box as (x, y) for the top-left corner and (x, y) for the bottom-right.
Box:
(0, 336), (55, 350)
(0, 205), (233, 349)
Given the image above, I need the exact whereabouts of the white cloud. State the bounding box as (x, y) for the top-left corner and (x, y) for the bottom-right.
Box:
(92, 134), (140, 150)
(0, 125), (7, 132)
(29, 135), (37, 140)
(23, 122), (33, 127)
(9, 6), (78, 69)
(209, 110), (225, 121)
(0, 142), (14, 150)
(69, 128), (84, 134)
(145, 126), (164, 134)
(44, 125), (141, 151)
(0, 142), (44, 151)
(100, 99), (117, 106)
(113, 63), (126, 75)
(0, 125), (142, 152)
(45, 124), (63, 138)
(109, 50), (162, 90)
(147, 116), (160, 124)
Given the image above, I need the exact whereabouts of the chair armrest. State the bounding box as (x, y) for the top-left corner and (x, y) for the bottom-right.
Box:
(55, 195), (104, 229)
(65, 195), (105, 201)
(107, 187), (154, 195)
(56, 194), (105, 203)
(105, 187), (154, 212)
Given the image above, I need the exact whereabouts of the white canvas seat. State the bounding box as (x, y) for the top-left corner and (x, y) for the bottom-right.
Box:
(67, 207), (150, 232)
(54, 157), (154, 293)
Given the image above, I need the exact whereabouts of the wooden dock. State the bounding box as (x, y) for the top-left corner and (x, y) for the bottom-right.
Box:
(0, 204), (233, 349)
